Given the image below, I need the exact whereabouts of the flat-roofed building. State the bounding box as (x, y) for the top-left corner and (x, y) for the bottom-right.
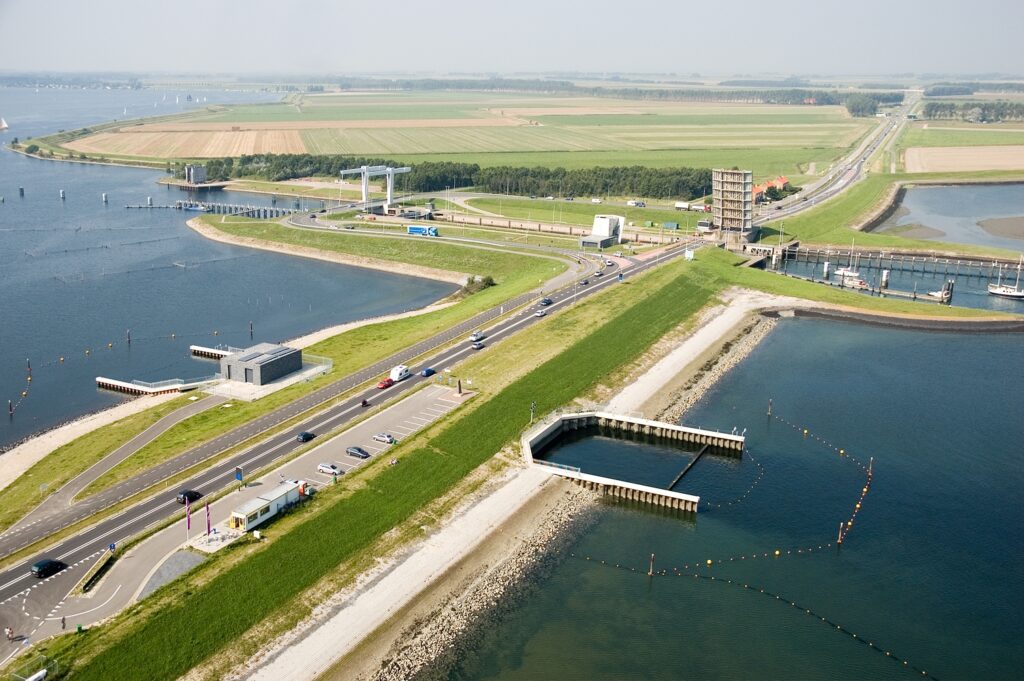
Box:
(220, 343), (302, 386)
(184, 164), (207, 184)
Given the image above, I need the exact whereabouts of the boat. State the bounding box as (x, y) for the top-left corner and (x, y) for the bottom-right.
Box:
(0, 117), (8, 131)
(834, 266), (860, 278)
(183, 205), (208, 212)
(988, 257), (1024, 299)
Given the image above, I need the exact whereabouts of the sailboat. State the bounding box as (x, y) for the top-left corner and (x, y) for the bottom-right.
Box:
(123, 107), (128, 116)
(0, 117), (8, 131)
(988, 257), (1024, 299)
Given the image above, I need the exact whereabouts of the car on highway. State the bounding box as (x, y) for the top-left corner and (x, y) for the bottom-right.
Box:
(31, 558), (66, 579)
(471, 341), (485, 350)
(534, 310), (546, 317)
(580, 279), (589, 286)
(594, 271), (603, 277)
(469, 331), (485, 342)
(317, 463), (342, 476)
(605, 259), (614, 266)
(296, 431), (315, 443)
(176, 489), (202, 504)
(372, 432), (396, 444)
(346, 446), (371, 460)
(377, 377), (395, 389)
(614, 251), (623, 257)
(565, 196), (574, 201)
(420, 367), (436, 377)
(539, 297), (553, 306)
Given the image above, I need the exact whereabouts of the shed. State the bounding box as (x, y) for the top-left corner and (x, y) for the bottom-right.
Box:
(220, 343), (302, 386)
(229, 481), (302, 532)
(664, 222), (679, 230)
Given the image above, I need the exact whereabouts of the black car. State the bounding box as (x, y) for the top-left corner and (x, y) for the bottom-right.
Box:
(31, 558), (66, 579)
(176, 489), (202, 504)
(539, 297), (553, 306)
(346, 446), (371, 460)
(580, 279), (589, 285)
(296, 431), (316, 443)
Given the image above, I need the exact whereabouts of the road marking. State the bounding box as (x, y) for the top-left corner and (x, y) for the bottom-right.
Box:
(52, 584), (122, 619)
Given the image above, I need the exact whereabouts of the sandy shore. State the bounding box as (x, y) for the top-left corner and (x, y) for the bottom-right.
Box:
(186, 218), (470, 285)
(0, 393), (178, 494)
(284, 300), (457, 350)
(978, 216), (1024, 241)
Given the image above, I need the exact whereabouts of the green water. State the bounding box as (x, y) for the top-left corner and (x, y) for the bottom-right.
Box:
(441, 319), (1024, 681)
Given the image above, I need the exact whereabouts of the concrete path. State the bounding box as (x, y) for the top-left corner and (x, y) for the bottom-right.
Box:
(5, 395), (226, 537)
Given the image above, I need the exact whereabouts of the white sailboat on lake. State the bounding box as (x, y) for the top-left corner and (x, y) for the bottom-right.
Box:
(0, 117), (8, 131)
(988, 256), (1024, 300)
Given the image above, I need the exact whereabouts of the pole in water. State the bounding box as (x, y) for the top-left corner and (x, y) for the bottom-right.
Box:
(8, 400), (12, 416)
(19, 187), (24, 197)
(60, 189), (65, 200)
(249, 321), (254, 339)
(648, 553), (655, 577)
(126, 329), (131, 345)
(868, 457), (873, 476)
(102, 193), (108, 203)
(837, 522), (844, 544)
(767, 398), (772, 416)
(26, 358), (31, 372)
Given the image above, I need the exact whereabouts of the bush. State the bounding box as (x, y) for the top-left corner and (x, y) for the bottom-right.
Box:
(25, 144), (39, 154)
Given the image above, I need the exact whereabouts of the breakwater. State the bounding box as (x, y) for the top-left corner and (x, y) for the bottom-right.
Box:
(372, 484), (597, 681)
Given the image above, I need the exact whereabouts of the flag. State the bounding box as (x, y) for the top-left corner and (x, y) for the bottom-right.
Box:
(206, 502), (211, 536)
(186, 498), (191, 530)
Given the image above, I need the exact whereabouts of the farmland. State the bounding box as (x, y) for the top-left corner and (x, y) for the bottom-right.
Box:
(55, 91), (875, 182)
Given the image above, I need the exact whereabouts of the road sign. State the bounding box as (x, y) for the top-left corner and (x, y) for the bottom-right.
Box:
(109, 543), (116, 552)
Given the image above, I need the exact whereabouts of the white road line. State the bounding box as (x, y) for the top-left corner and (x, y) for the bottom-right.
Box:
(52, 584), (122, 619)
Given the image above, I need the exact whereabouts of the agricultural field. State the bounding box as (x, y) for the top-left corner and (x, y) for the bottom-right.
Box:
(898, 121), (1024, 172)
(901, 122), (1024, 148)
(59, 91), (875, 182)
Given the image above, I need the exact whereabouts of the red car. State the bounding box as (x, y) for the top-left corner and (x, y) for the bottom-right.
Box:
(377, 377), (395, 389)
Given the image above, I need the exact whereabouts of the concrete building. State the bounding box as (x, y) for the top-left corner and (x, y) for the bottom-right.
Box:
(712, 169), (753, 232)
(220, 343), (302, 386)
(183, 164), (207, 184)
(580, 214), (624, 249)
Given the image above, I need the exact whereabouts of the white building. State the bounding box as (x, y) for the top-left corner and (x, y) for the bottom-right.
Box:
(581, 214), (624, 249)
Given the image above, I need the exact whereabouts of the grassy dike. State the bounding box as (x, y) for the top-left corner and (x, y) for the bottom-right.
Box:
(4, 218), (564, 517)
(762, 170), (1024, 254)
(46, 256), (721, 681)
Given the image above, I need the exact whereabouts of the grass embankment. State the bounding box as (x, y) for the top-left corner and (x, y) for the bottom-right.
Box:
(319, 219), (582, 249)
(51, 257), (720, 681)
(0, 397), (193, 533)
(762, 172), (1024, 256)
(467, 196), (703, 231)
(71, 218), (565, 496)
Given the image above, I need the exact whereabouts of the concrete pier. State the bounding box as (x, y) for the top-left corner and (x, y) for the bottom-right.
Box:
(521, 411), (745, 513)
(190, 344), (233, 359)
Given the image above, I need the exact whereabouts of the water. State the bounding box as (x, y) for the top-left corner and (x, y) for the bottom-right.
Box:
(778, 254), (1024, 313)
(874, 183), (1024, 252)
(0, 88), (455, 447)
(443, 318), (1024, 681)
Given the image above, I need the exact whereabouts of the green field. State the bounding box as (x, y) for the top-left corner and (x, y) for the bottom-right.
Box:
(901, 123), (1024, 148)
(467, 196), (703, 230)
(40, 91), (875, 183)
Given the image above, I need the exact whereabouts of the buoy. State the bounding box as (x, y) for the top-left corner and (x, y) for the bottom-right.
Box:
(60, 357), (64, 363)
(706, 559), (712, 566)
(107, 342), (113, 348)
(60, 189), (65, 200)
(803, 429), (808, 436)
(774, 549), (780, 556)
(102, 193), (108, 203)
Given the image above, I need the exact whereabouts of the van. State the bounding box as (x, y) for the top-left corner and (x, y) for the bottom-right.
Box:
(31, 558), (65, 579)
(389, 365), (411, 382)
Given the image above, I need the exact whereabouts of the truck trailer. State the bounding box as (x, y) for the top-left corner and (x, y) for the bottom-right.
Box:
(407, 225), (439, 237)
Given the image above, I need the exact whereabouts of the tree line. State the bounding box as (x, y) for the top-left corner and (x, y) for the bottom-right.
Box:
(921, 100), (1024, 121)
(184, 154), (713, 200)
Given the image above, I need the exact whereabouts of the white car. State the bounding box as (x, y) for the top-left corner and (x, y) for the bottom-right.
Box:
(534, 310), (546, 317)
(469, 331), (485, 342)
(317, 463), (342, 476)
(605, 259), (614, 266)
(372, 432), (396, 444)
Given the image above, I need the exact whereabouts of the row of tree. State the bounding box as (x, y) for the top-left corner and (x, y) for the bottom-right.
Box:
(925, 81), (1024, 96)
(182, 154), (713, 200)
(921, 100), (1024, 121)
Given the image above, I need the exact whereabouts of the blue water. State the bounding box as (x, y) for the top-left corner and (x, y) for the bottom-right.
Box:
(875, 183), (1024, 252)
(0, 87), (455, 447)
(441, 318), (1024, 681)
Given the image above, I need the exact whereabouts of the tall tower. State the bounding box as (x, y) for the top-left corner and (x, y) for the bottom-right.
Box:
(712, 169), (753, 232)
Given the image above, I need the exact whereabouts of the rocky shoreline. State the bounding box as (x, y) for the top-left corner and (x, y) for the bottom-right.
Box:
(656, 315), (777, 422)
(369, 485), (597, 681)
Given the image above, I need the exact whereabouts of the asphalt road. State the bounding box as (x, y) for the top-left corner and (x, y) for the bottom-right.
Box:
(0, 239), (695, 613)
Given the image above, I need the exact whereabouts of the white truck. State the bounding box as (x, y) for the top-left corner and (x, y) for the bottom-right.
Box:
(674, 202), (690, 211)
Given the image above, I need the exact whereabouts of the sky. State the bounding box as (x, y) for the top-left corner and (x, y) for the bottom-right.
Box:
(1, 0), (1022, 77)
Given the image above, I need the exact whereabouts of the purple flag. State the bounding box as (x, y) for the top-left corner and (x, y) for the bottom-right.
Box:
(206, 502), (211, 536)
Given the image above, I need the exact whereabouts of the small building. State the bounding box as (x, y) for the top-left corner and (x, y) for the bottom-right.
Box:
(220, 343), (302, 386)
(229, 481), (302, 532)
(183, 164), (207, 184)
(581, 214), (624, 249)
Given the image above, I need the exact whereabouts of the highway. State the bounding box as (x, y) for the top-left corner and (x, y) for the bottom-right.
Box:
(0, 237), (697, 621)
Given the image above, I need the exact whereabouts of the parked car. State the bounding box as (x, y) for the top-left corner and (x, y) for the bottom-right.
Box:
(296, 431), (315, 443)
(471, 341), (485, 350)
(317, 463), (342, 475)
(377, 377), (395, 389)
(372, 432), (396, 444)
(176, 489), (202, 504)
(565, 196), (574, 201)
(534, 310), (547, 318)
(539, 297), (553, 306)
(346, 446), (371, 460)
(420, 367), (436, 377)
(613, 251), (623, 257)
(31, 558), (66, 579)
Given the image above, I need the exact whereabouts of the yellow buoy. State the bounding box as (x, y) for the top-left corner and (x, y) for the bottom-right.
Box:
(803, 429), (808, 435)
(774, 549), (780, 556)
(706, 559), (712, 566)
